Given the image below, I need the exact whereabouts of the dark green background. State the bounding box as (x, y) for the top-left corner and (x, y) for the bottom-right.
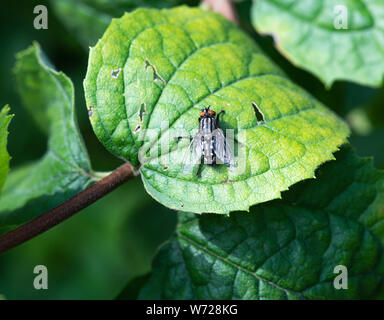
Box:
(0, 0), (382, 299)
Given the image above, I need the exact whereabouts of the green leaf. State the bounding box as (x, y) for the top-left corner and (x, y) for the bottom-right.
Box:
(115, 273), (152, 300)
(0, 106), (13, 194)
(52, 0), (116, 49)
(251, 0), (384, 87)
(139, 147), (384, 299)
(84, 7), (349, 214)
(0, 43), (94, 228)
(52, 0), (198, 48)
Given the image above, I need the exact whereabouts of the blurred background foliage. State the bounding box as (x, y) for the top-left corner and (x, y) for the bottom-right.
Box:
(0, 0), (382, 299)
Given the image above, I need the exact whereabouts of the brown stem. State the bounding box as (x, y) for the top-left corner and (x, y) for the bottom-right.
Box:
(202, 0), (238, 24)
(0, 162), (136, 255)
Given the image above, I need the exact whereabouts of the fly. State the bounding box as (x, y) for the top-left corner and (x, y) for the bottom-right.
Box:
(179, 106), (236, 176)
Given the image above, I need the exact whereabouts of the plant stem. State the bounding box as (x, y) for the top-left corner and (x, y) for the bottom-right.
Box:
(0, 162), (137, 255)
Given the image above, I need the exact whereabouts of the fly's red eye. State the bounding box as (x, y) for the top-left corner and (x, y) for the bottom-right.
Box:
(208, 110), (216, 116)
(200, 111), (205, 117)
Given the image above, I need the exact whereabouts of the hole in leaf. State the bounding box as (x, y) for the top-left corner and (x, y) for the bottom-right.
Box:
(110, 68), (122, 79)
(145, 58), (166, 86)
(138, 103), (147, 122)
(88, 106), (96, 117)
(252, 102), (265, 123)
(134, 124), (141, 134)
(134, 103), (148, 134)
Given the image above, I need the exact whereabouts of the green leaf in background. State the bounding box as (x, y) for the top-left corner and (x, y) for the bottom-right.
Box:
(139, 147), (384, 299)
(0, 106), (13, 194)
(84, 7), (349, 214)
(251, 0), (384, 87)
(0, 178), (176, 299)
(116, 273), (152, 300)
(52, 0), (198, 49)
(52, 0), (117, 49)
(0, 43), (94, 228)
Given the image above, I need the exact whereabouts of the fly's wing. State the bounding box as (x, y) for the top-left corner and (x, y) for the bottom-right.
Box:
(181, 132), (203, 174)
(213, 128), (236, 169)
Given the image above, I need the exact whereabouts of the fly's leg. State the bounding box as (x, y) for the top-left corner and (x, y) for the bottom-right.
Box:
(196, 155), (204, 177)
(173, 136), (191, 142)
(196, 163), (203, 177)
(216, 110), (225, 126)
